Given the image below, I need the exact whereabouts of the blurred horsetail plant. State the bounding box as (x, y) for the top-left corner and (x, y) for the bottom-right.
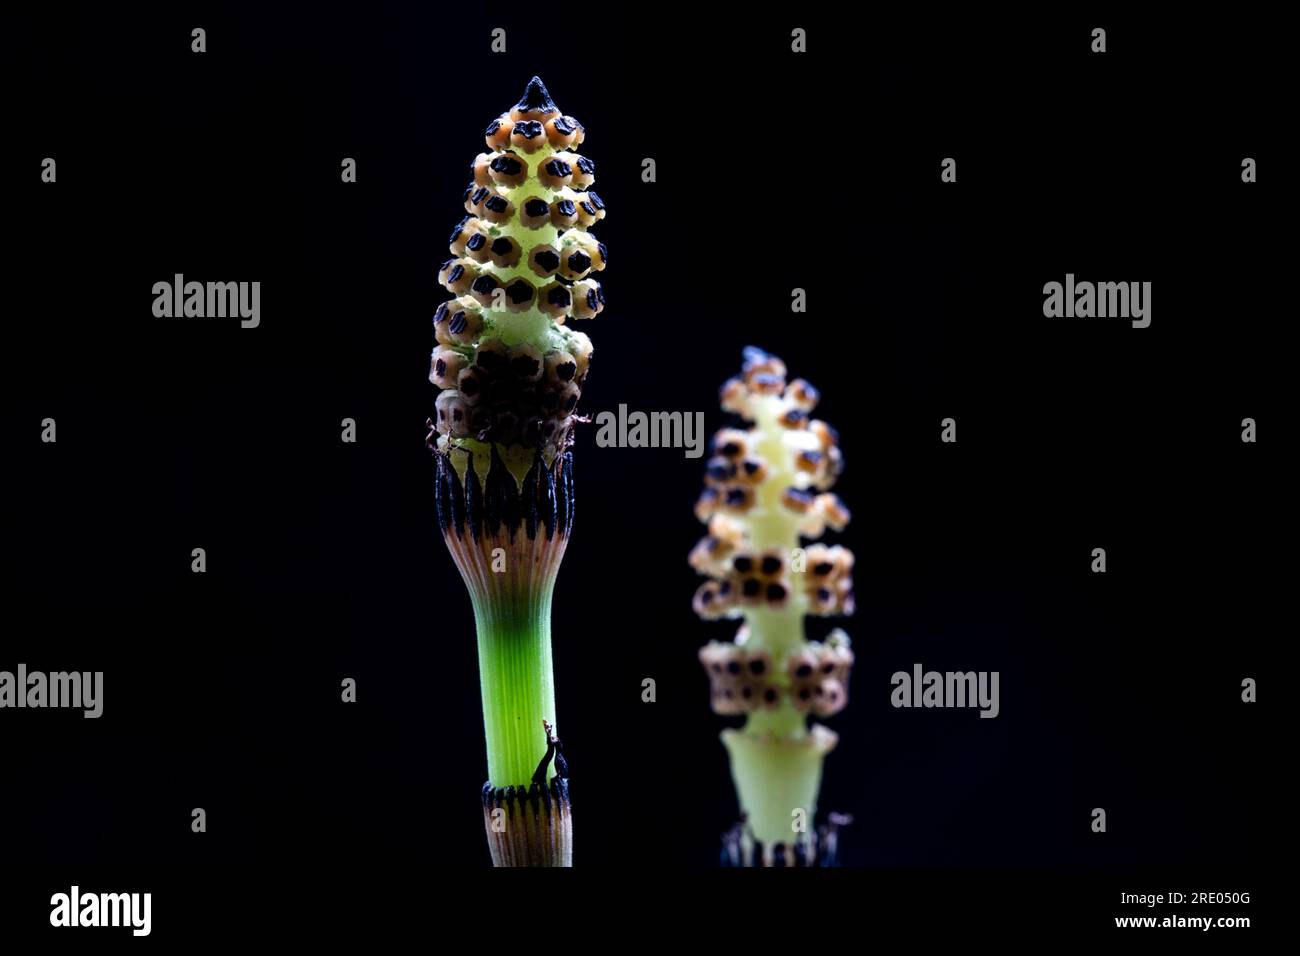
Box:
(427, 77), (607, 867)
(691, 349), (854, 866)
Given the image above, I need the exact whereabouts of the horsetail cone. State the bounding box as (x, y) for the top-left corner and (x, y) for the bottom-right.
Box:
(692, 349), (855, 867)
(427, 77), (606, 867)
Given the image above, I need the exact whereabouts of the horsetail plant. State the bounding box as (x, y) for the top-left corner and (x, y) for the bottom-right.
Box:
(427, 77), (606, 867)
(692, 349), (854, 867)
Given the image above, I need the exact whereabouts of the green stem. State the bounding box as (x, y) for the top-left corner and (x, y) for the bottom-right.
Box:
(725, 604), (830, 843)
(472, 589), (557, 788)
(742, 606), (807, 739)
(723, 727), (828, 844)
(728, 420), (831, 842)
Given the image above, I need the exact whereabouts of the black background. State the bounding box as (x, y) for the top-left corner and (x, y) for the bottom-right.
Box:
(5, 4), (1278, 939)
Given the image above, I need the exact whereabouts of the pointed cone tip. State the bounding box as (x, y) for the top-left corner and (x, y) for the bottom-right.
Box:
(516, 75), (557, 113)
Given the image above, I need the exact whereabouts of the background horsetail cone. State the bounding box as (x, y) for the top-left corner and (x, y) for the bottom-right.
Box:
(428, 76), (606, 867)
(692, 349), (855, 867)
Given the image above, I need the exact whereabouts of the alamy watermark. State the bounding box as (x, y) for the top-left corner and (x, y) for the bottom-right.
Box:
(891, 663), (999, 718)
(50, 886), (150, 936)
(0, 664), (102, 717)
(594, 404), (706, 458)
(1043, 273), (1151, 328)
(152, 274), (260, 328)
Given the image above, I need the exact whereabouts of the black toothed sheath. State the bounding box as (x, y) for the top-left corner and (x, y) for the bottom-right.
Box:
(427, 77), (605, 867)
